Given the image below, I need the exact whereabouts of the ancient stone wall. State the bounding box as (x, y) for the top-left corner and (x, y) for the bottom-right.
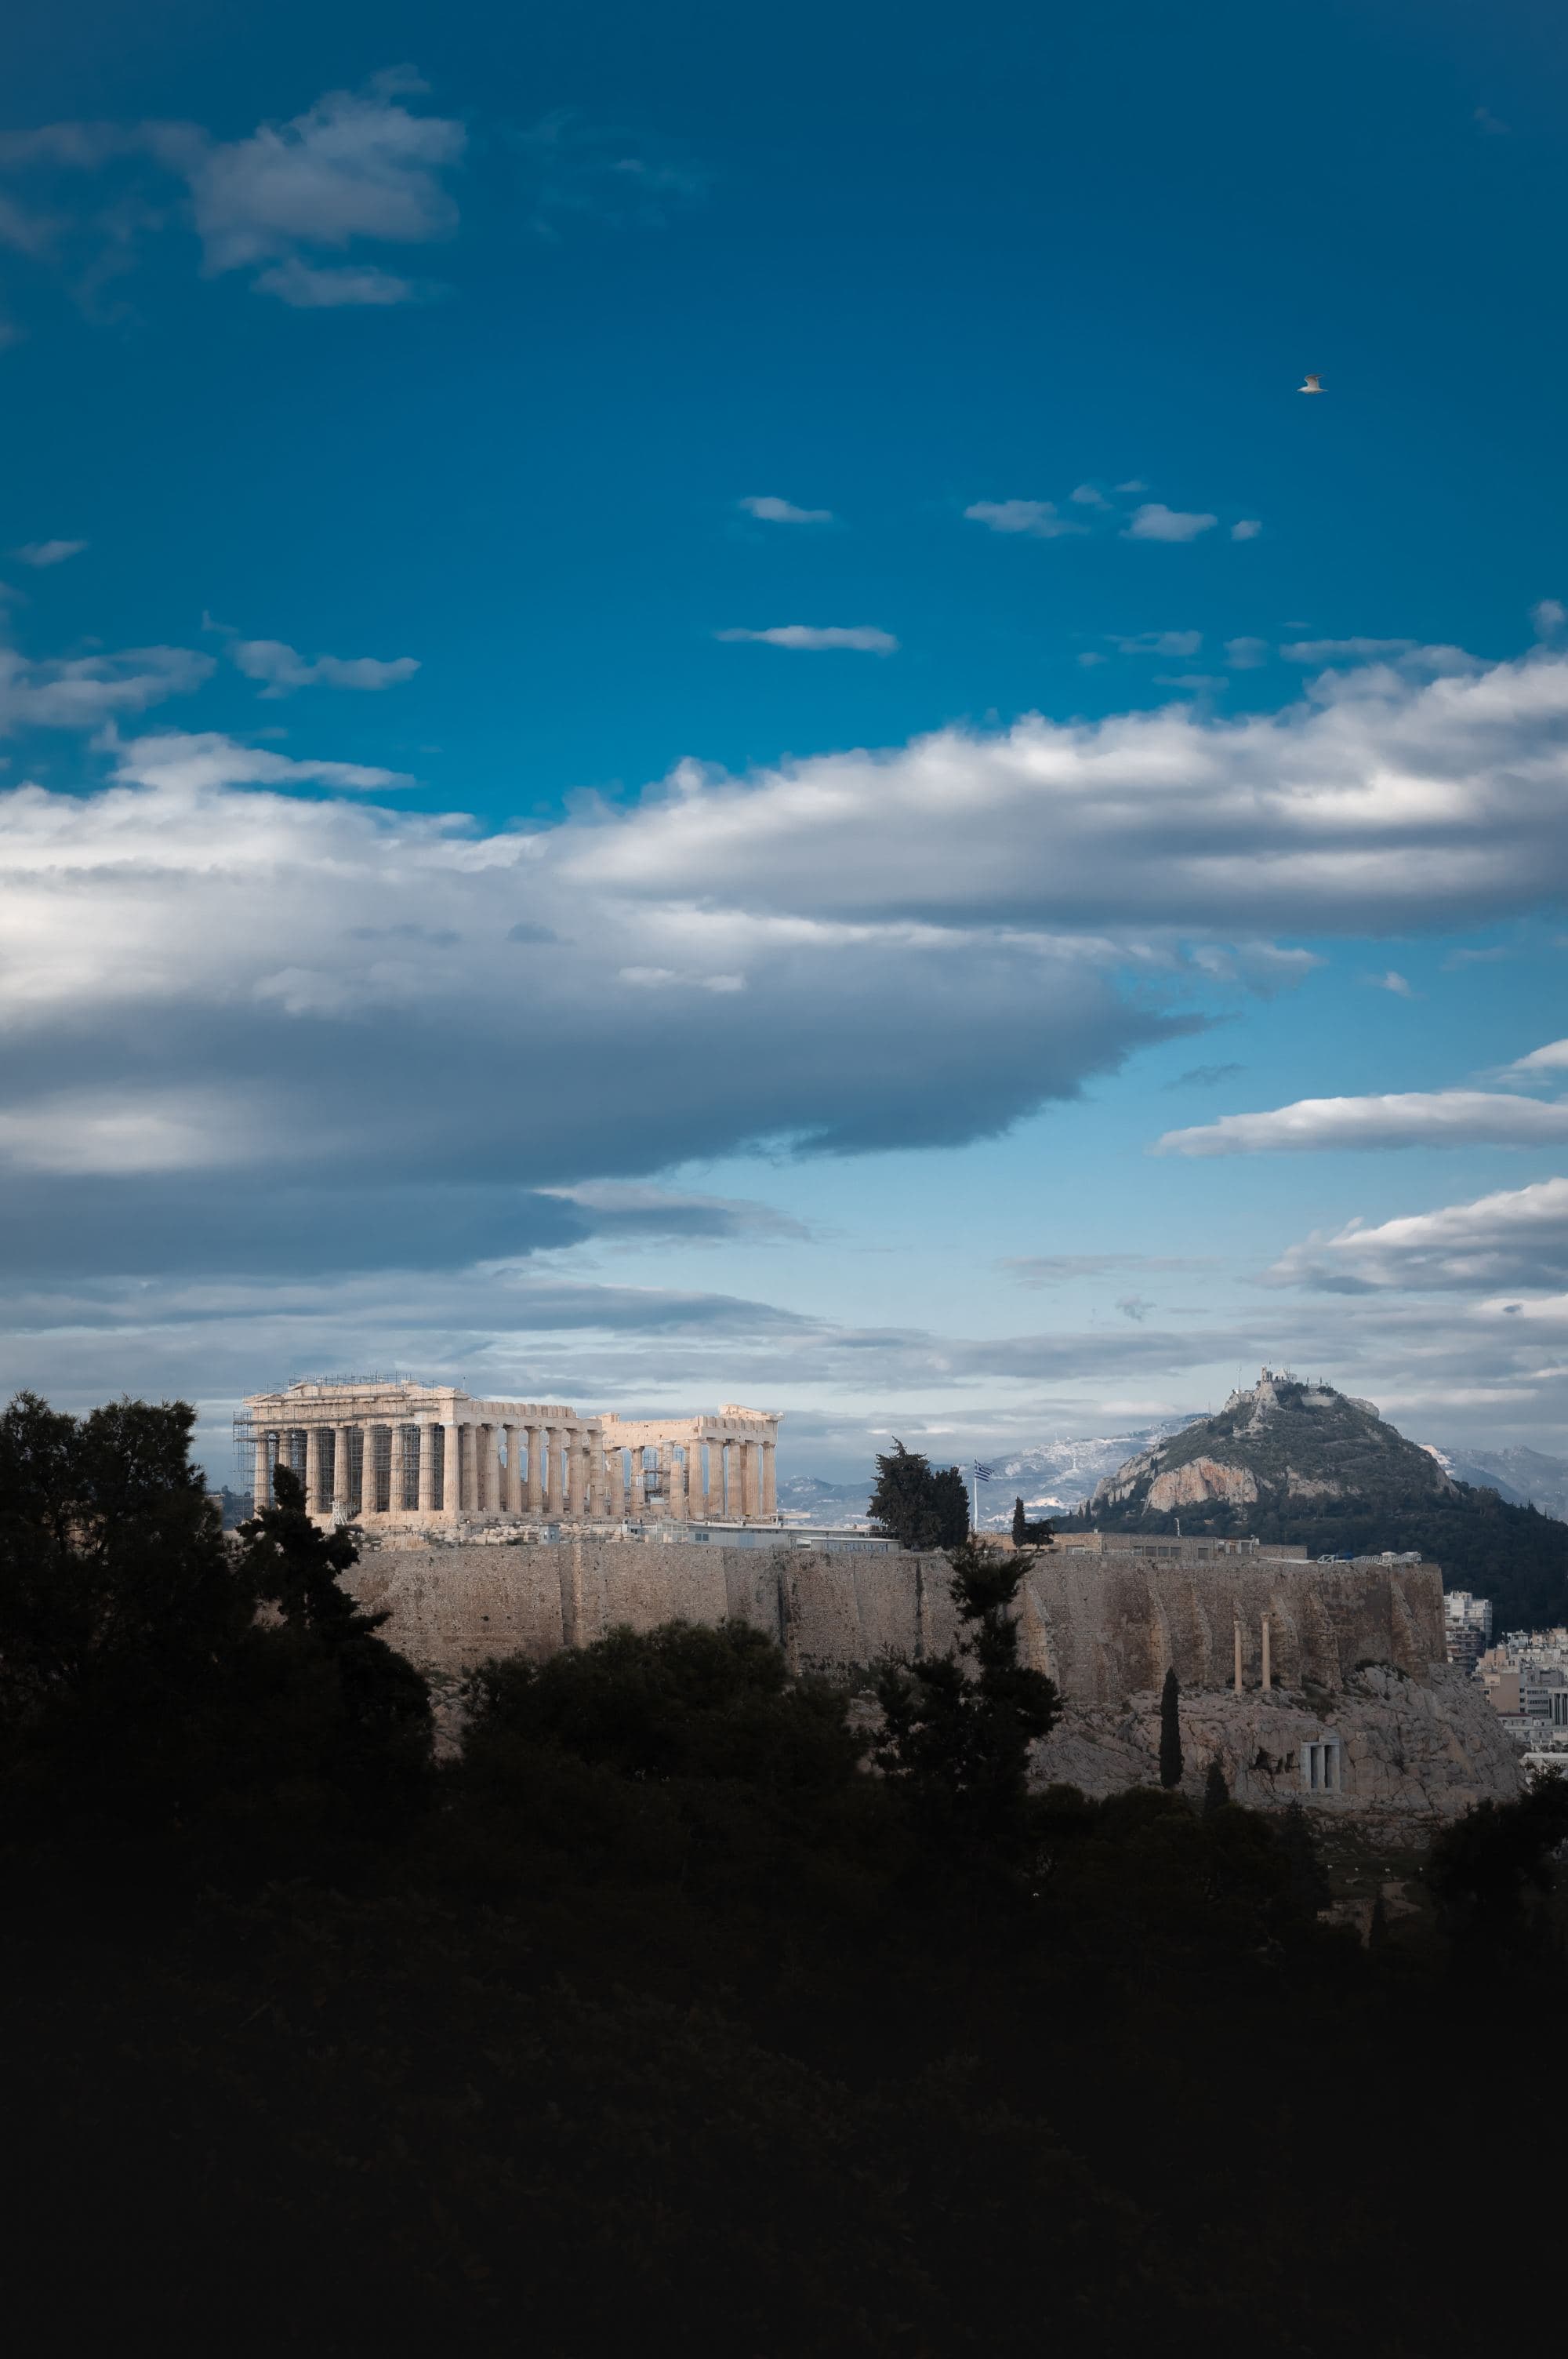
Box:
(1014, 1554), (1445, 1702)
(346, 1537), (1441, 1694)
(344, 1539), (1508, 1816)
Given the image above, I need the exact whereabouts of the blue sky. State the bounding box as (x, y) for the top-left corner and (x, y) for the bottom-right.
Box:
(2, 0), (1567, 1483)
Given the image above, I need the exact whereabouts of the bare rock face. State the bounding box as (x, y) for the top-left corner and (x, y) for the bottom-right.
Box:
(1146, 1457), (1259, 1511)
(1029, 1664), (1520, 1820)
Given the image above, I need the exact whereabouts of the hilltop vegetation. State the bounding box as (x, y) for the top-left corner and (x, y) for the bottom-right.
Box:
(3, 1390), (1568, 2357)
(1076, 1371), (1568, 1631)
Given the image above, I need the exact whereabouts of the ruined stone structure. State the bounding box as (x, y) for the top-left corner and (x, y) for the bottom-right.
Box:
(241, 1379), (779, 1530)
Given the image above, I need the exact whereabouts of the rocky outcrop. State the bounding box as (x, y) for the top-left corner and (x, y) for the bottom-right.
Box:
(1029, 1666), (1519, 1820)
(1146, 1458), (1258, 1511)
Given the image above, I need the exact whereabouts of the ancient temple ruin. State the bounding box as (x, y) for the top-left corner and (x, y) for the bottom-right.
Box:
(239, 1378), (779, 1530)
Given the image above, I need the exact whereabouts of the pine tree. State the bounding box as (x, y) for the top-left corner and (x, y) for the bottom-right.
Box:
(1278, 1801), (1332, 1917)
(1158, 1667), (1183, 1789)
(876, 1541), (1058, 1874)
(1202, 1756), (1229, 1817)
(1011, 1497), (1027, 1547)
(868, 1441), (971, 1551)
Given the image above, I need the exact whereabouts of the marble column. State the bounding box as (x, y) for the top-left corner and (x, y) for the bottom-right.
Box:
(502, 1427), (521, 1515)
(305, 1425), (327, 1515)
(526, 1424), (543, 1516)
(687, 1438), (705, 1519)
(441, 1420), (460, 1518)
(761, 1441), (776, 1518)
(482, 1423), (502, 1517)
(669, 1443), (689, 1521)
(706, 1440), (724, 1520)
(543, 1427), (563, 1518)
(417, 1423), (436, 1515)
(588, 1432), (608, 1519)
(253, 1432), (272, 1513)
(361, 1426), (380, 1517)
(389, 1424), (406, 1518)
(739, 1439), (757, 1520)
(333, 1426), (353, 1514)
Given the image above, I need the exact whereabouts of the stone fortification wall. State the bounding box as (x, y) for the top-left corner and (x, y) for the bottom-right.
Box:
(344, 1540), (965, 1678)
(345, 1539), (1510, 1817)
(1015, 1554), (1445, 1703)
(347, 1537), (1440, 1696)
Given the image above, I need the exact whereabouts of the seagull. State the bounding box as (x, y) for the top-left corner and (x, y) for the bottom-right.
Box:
(1298, 373), (1324, 394)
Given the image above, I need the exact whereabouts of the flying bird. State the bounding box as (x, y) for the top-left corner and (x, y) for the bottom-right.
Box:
(1298, 373), (1324, 394)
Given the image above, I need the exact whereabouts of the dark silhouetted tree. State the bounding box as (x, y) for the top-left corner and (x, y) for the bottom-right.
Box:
(1159, 1667), (1183, 1788)
(868, 1441), (969, 1550)
(1277, 1801), (1331, 1917)
(877, 1542), (1058, 1874)
(1202, 1756), (1229, 1817)
(1012, 1496), (1027, 1547)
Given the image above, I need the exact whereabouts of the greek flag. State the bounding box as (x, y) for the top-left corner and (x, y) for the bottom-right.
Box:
(973, 1461), (999, 1481)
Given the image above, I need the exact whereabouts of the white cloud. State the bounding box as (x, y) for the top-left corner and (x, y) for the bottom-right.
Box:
(109, 728), (411, 794)
(1154, 674), (1226, 690)
(230, 639), (420, 696)
(577, 646), (1568, 938)
(964, 499), (1084, 539)
(1363, 969), (1417, 998)
(1115, 479), (1147, 493)
(1109, 630), (1202, 656)
(714, 624), (898, 653)
(1069, 485), (1110, 509)
(1505, 1038), (1568, 1077)
(16, 539), (85, 567)
(1157, 1092), (1568, 1158)
(1122, 503), (1218, 543)
(252, 258), (420, 307)
(738, 496), (833, 524)
(1225, 637), (1269, 668)
(1281, 637), (1416, 663)
(1230, 519), (1262, 541)
(1272, 1176), (1568, 1294)
(1532, 598), (1566, 639)
(0, 74), (465, 307)
(0, 643), (211, 729)
(181, 76), (463, 279)
(619, 966), (747, 992)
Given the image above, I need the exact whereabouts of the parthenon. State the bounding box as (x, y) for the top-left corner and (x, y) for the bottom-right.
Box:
(240, 1379), (780, 1530)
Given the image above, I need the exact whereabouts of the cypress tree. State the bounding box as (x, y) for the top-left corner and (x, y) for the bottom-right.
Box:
(1158, 1667), (1183, 1789)
(1011, 1497), (1027, 1547)
(1202, 1756), (1229, 1817)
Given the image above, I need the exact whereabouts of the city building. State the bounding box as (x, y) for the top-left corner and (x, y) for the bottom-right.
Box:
(1444, 1589), (1494, 1673)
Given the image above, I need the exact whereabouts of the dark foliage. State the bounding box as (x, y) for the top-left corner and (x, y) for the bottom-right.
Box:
(1202, 1755), (1229, 1818)
(1159, 1666), (1183, 1788)
(7, 1391), (1568, 2358)
(875, 1542), (1058, 1875)
(0, 1395), (431, 1858)
(867, 1438), (970, 1550)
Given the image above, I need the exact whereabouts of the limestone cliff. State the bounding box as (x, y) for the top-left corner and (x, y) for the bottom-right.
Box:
(1030, 1666), (1520, 1820)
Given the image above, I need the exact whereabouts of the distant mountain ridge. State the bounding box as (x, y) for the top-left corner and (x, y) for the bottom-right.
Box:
(1077, 1368), (1568, 1632)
